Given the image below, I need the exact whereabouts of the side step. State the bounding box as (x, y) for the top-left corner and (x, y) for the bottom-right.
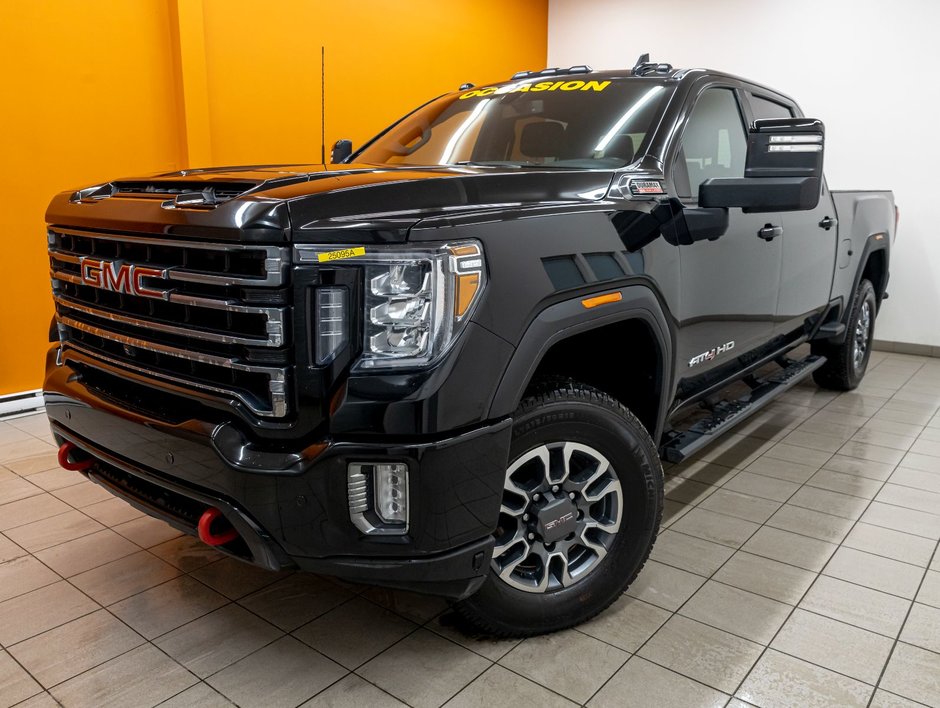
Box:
(661, 354), (827, 464)
(814, 322), (846, 340)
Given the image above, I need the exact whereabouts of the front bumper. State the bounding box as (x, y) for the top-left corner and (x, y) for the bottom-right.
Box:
(45, 363), (511, 599)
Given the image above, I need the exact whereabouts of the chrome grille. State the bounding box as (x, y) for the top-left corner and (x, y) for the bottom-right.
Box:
(50, 227), (287, 287)
(49, 227), (291, 417)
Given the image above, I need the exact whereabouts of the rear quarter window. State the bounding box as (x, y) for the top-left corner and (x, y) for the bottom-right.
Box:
(748, 93), (794, 120)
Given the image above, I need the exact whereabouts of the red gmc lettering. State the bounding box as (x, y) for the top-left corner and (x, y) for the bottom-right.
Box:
(79, 258), (166, 298)
(80, 258), (103, 288)
(102, 261), (131, 293)
(133, 266), (167, 298)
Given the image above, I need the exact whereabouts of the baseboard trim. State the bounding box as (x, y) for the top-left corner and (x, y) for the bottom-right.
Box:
(0, 390), (45, 419)
(873, 340), (940, 358)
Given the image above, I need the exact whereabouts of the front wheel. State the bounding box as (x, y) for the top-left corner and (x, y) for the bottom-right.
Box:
(813, 278), (877, 390)
(456, 380), (663, 637)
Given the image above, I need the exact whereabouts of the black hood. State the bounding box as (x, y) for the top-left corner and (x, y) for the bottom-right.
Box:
(46, 163), (616, 243)
(272, 163), (616, 243)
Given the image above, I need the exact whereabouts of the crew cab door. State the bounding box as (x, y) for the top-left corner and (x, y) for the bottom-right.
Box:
(776, 180), (837, 336)
(670, 87), (783, 382)
(743, 92), (838, 337)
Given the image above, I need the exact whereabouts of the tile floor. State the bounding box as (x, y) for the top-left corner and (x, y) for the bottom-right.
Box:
(1, 350), (939, 707)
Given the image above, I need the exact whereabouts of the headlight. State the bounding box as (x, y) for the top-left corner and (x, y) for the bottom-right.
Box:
(359, 241), (485, 370)
(296, 241), (486, 371)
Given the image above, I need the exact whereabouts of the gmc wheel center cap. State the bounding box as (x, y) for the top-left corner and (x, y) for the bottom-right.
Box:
(536, 496), (578, 544)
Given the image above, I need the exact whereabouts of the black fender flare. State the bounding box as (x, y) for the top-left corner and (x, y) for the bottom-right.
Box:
(487, 284), (674, 443)
(819, 233), (889, 345)
(854, 235), (890, 301)
(846, 234), (890, 319)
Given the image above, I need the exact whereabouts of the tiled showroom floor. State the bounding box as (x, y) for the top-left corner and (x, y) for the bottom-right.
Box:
(1, 350), (940, 707)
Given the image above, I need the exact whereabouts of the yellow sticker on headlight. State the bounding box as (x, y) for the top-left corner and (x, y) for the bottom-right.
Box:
(317, 247), (366, 263)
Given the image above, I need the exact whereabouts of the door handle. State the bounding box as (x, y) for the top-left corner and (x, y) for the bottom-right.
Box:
(819, 216), (837, 230)
(758, 224), (783, 241)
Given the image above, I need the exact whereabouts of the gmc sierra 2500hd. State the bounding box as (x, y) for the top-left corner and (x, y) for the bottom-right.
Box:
(44, 56), (896, 636)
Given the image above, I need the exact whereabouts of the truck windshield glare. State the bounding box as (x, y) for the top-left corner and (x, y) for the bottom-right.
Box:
(356, 81), (673, 169)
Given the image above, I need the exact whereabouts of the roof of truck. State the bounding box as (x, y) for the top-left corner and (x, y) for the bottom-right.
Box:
(459, 63), (796, 112)
(461, 62), (795, 106)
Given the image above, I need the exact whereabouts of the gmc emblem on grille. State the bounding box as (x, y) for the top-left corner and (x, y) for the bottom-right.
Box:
(79, 258), (167, 299)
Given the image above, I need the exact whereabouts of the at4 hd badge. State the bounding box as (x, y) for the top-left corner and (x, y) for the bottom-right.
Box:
(689, 341), (736, 368)
(629, 180), (665, 196)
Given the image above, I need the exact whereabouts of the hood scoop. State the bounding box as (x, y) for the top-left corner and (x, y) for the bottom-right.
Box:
(70, 180), (259, 207)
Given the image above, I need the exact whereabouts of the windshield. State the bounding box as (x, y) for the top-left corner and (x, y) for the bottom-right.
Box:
(356, 78), (673, 169)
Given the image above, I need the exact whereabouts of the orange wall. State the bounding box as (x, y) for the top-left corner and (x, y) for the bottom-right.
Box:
(0, 1), (183, 397)
(0, 0), (547, 396)
(199, 0), (549, 164)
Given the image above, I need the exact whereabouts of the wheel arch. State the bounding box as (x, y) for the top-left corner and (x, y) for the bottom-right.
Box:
(488, 285), (674, 444)
(861, 244), (889, 309)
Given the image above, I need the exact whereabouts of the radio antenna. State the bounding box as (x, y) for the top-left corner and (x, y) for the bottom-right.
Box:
(320, 45), (326, 164)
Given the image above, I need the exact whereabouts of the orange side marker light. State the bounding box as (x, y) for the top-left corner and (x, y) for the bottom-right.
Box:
(581, 291), (622, 309)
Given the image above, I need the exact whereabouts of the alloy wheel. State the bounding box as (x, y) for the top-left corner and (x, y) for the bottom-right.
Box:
(853, 299), (871, 370)
(492, 442), (623, 593)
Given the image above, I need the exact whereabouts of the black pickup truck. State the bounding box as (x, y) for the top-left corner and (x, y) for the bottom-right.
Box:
(44, 57), (896, 636)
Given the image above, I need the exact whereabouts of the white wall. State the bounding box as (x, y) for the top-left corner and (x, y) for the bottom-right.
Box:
(549, 0), (940, 347)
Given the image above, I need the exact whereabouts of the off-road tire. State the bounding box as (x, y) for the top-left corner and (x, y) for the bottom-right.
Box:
(455, 380), (663, 637)
(813, 279), (877, 391)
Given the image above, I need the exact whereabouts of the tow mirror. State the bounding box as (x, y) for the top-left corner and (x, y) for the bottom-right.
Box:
(331, 139), (353, 164)
(699, 118), (824, 212)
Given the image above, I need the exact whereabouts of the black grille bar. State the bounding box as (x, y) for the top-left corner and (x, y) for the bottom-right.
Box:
(49, 228), (289, 287)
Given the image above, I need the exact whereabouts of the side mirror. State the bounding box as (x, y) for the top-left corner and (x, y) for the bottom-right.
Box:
(330, 139), (353, 164)
(699, 118), (824, 212)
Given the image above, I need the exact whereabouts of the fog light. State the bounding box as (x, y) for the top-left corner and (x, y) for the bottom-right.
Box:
(374, 463), (408, 524)
(347, 462), (409, 535)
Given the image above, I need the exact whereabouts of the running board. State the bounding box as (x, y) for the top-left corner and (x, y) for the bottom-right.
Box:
(661, 354), (827, 464)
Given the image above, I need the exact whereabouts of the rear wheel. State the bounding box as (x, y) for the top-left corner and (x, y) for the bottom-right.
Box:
(813, 279), (877, 390)
(456, 380), (663, 636)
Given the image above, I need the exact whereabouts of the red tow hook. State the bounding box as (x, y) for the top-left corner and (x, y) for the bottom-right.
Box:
(58, 442), (94, 471)
(197, 507), (239, 546)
